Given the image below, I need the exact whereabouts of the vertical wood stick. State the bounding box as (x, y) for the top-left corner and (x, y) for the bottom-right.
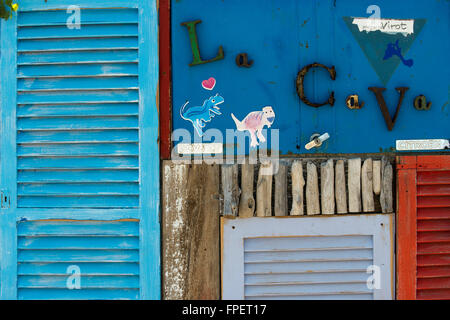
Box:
(306, 162), (320, 215)
(335, 159), (348, 214)
(373, 160), (381, 195)
(380, 162), (393, 213)
(239, 164), (255, 218)
(274, 163), (288, 216)
(222, 164), (240, 216)
(361, 158), (375, 212)
(348, 158), (362, 213)
(321, 159), (335, 215)
(256, 161), (273, 217)
(290, 160), (305, 216)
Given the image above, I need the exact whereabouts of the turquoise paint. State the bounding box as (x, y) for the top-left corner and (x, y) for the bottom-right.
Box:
(0, 0), (160, 300)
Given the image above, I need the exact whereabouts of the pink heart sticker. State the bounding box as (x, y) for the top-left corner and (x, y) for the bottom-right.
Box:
(201, 77), (216, 90)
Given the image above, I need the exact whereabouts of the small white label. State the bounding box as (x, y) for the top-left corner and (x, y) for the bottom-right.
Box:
(396, 139), (450, 151)
(177, 143), (223, 154)
(352, 18), (414, 36)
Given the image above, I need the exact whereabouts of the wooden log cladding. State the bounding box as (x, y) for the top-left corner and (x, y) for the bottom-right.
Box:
(380, 162), (394, 213)
(256, 161), (273, 217)
(348, 158), (362, 213)
(321, 159), (335, 215)
(290, 160), (305, 216)
(373, 160), (382, 195)
(222, 164), (240, 216)
(274, 163), (288, 216)
(335, 159), (348, 214)
(306, 161), (320, 215)
(362, 158), (375, 212)
(239, 164), (255, 218)
(162, 162), (220, 300)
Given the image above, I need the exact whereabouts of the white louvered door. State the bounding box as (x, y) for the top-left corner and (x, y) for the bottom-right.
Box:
(222, 215), (394, 300)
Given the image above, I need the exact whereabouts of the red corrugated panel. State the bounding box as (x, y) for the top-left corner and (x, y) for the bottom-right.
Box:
(397, 155), (450, 300)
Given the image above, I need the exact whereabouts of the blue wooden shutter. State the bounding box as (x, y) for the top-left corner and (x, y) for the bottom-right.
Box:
(0, 0), (160, 300)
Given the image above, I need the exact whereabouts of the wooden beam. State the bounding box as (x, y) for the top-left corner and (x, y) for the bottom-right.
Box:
(222, 164), (240, 216)
(362, 158), (375, 212)
(162, 162), (220, 299)
(380, 162), (394, 213)
(290, 160), (305, 216)
(348, 158), (362, 213)
(320, 159), (335, 215)
(306, 161), (320, 215)
(335, 159), (348, 214)
(239, 164), (255, 218)
(373, 160), (382, 195)
(256, 161), (273, 217)
(274, 163), (288, 216)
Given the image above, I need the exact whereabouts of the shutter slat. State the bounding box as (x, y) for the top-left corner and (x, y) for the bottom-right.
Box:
(18, 288), (139, 300)
(18, 24), (138, 39)
(17, 103), (138, 117)
(18, 236), (139, 249)
(18, 63), (138, 78)
(417, 254), (450, 266)
(18, 117), (138, 130)
(18, 170), (138, 183)
(18, 195), (139, 208)
(417, 196), (450, 208)
(19, 262), (139, 276)
(18, 50), (138, 65)
(417, 266), (450, 278)
(18, 8), (138, 26)
(18, 156), (139, 169)
(18, 130), (139, 144)
(18, 183), (139, 196)
(416, 289), (450, 300)
(418, 184), (450, 196)
(18, 275), (139, 289)
(417, 171), (450, 185)
(18, 90), (139, 104)
(18, 76), (138, 91)
(17, 143), (138, 156)
(418, 220), (450, 232)
(418, 208), (450, 220)
(18, 37), (138, 52)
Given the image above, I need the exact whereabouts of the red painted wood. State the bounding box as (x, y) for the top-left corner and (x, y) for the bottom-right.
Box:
(397, 167), (417, 300)
(417, 288), (450, 300)
(417, 196), (450, 208)
(418, 207), (450, 220)
(417, 184), (450, 196)
(417, 171), (450, 185)
(417, 277), (450, 290)
(417, 265), (450, 278)
(417, 219), (450, 232)
(418, 231), (450, 243)
(397, 155), (450, 300)
(159, 0), (172, 159)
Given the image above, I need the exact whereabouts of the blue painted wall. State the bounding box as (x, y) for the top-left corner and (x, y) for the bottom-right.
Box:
(171, 0), (449, 155)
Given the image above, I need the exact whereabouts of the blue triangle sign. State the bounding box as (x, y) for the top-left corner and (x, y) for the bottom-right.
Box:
(343, 17), (426, 85)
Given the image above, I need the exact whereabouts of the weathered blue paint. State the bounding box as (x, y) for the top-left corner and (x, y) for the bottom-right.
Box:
(0, 12), (18, 300)
(0, 0), (160, 300)
(171, 0), (449, 155)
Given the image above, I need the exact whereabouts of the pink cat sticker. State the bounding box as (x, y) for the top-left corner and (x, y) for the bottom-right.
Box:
(201, 77), (216, 90)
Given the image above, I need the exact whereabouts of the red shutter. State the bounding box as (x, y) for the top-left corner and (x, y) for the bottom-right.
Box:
(397, 155), (450, 300)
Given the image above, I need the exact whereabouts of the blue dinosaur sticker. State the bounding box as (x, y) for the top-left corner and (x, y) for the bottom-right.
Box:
(180, 93), (225, 137)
